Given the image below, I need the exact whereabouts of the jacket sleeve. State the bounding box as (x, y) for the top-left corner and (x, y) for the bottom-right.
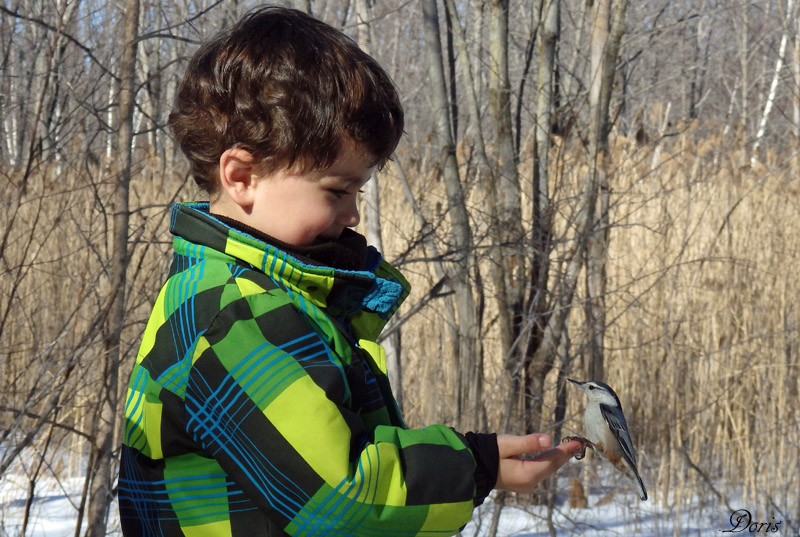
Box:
(183, 291), (478, 537)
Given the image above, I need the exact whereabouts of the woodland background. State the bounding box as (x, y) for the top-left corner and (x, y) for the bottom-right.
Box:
(1, 0), (800, 535)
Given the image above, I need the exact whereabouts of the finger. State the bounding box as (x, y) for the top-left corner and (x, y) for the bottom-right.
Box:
(497, 434), (552, 458)
(560, 438), (585, 457)
(517, 447), (576, 485)
(531, 441), (583, 467)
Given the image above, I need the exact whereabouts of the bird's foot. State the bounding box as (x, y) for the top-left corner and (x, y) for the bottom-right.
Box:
(562, 436), (595, 460)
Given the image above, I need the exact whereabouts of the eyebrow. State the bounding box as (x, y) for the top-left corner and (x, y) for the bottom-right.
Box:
(328, 175), (371, 185)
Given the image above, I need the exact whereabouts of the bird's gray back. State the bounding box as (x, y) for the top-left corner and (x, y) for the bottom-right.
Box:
(600, 403), (637, 467)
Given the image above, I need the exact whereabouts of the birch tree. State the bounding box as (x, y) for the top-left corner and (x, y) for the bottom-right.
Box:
(794, 5), (800, 175)
(752, 0), (796, 163)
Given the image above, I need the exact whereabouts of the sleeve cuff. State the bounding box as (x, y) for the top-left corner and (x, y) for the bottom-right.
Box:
(463, 432), (499, 506)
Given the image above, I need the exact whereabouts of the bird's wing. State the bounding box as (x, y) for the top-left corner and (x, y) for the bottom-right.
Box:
(600, 403), (637, 467)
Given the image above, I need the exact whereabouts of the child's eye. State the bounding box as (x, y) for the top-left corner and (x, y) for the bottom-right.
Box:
(329, 188), (364, 197)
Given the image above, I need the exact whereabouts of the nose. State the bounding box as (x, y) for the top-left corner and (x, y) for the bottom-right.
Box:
(340, 197), (360, 228)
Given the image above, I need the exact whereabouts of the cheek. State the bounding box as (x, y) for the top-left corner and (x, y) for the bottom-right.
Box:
(294, 211), (338, 242)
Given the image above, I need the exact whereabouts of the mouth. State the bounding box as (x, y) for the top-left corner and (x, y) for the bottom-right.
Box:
(314, 230), (344, 244)
(568, 378), (583, 386)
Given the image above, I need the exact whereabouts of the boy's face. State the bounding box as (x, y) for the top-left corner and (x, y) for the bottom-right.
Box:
(247, 142), (376, 247)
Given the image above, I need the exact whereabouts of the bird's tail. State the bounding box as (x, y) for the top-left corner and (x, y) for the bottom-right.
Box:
(632, 469), (647, 501)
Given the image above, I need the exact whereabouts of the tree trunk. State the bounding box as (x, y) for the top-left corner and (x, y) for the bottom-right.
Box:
(584, 0), (627, 383)
(794, 9), (800, 176)
(443, 0), (490, 168)
(523, 0), (560, 435)
(535, 0), (559, 206)
(738, 3), (750, 137)
(752, 0), (796, 164)
(353, 0), (403, 410)
(484, 0), (531, 436)
(421, 0), (483, 430)
(84, 0), (138, 534)
(488, 0), (525, 349)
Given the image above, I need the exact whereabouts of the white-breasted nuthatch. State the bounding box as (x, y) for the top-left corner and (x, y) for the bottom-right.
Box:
(564, 378), (648, 501)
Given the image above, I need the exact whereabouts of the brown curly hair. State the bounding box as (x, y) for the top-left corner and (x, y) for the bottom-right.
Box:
(169, 6), (405, 194)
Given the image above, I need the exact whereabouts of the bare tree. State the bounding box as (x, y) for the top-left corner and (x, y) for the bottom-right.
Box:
(583, 0), (627, 382)
(421, 0), (483, 430)
(352, 0), (405, 410)
(794, 4), (800, 175)
(84, 0), (139, 534)
(483, 0), (529, 435)
(752, 0), (796, 163)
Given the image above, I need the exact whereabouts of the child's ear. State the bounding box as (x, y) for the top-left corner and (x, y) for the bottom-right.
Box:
(219, 148), (259, 208)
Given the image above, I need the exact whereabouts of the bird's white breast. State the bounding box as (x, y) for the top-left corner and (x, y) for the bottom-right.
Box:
(584, 402), (612, 445)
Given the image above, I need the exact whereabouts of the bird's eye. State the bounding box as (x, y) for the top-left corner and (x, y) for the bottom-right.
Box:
(588, 385), (596, 390)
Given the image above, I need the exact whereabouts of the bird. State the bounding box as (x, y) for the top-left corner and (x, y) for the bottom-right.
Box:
(564, 378), (648, 501)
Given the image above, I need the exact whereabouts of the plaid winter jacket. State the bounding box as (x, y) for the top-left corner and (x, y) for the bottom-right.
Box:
(118, 202), (480, 537)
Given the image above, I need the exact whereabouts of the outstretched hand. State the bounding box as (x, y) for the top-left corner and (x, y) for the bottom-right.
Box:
(495, 434), (584, 493)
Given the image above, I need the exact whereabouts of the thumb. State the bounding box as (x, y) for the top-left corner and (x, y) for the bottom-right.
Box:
(497, 433), (552, 459)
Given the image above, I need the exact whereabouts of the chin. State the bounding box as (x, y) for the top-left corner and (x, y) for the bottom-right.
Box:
(315, 230), (343, 243)
(312, 236), (338, 245)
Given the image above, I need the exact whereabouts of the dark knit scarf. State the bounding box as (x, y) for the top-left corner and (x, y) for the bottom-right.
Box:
(211, 213), (369, 272)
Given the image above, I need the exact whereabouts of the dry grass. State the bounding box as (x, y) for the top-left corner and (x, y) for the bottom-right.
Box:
(600, 131), (800, 509)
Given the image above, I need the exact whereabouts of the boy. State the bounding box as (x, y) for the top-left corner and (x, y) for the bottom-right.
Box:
(118, 6), (581, 537)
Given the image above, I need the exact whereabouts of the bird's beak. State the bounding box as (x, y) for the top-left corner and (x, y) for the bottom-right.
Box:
(568, 378), (583, 387)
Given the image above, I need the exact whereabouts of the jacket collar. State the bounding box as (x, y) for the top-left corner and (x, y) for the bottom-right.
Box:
(170, 202), (409, 337)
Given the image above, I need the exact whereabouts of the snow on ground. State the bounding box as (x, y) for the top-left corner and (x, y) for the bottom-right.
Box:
(0, 474), (120, 537)
(463, 489), (724, 537)
(0, 467), (780, 536)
